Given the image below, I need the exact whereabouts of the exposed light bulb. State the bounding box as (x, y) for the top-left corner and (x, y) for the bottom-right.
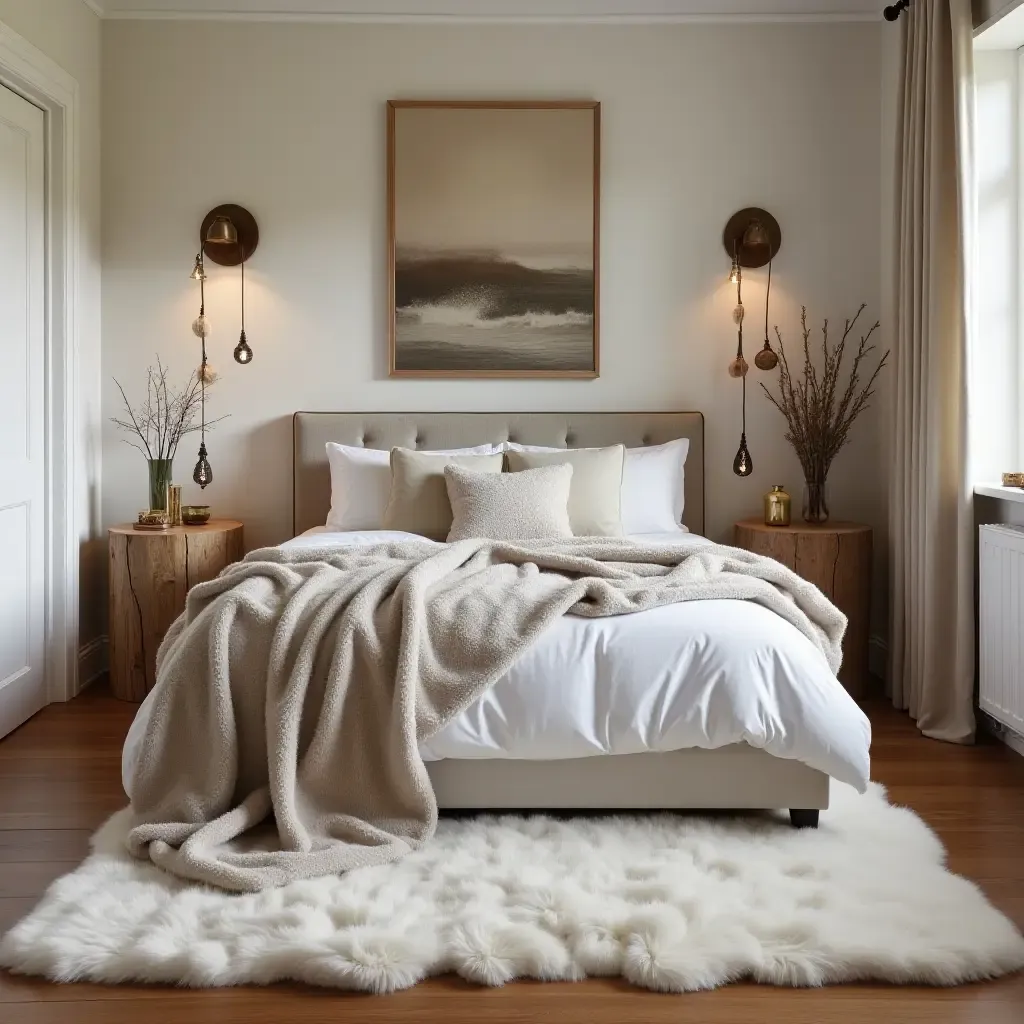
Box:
(190, 253), (206, 282)
(728, 257), (741, 286)
(233, 329), (252, 364)
(192, 442), (213, 489)
(732, 434), (753, 477)
(192, 313), (210, 339)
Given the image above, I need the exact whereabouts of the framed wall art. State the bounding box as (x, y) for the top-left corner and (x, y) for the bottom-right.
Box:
(387, 100), (600, 378)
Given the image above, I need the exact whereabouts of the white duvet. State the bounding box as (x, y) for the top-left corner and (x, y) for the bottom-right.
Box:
(122, 529), (871, 798)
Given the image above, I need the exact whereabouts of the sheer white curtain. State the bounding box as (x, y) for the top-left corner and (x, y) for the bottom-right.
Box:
(889, 0), (976, 742)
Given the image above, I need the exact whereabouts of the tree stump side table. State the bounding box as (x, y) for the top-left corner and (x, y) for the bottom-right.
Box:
(108, 520), (244, 701)
(733, 518), (872, 700)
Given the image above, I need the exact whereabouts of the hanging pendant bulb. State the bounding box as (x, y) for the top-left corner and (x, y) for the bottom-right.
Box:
(190, 253), (206, 282)
(192, 441), (213, 489)
(732, 433), (753, 477)
(754, 340), (778, 371)
(234, 329), (253, 364)
(728, 255), (741, 285)
(233, 254), (252, 363)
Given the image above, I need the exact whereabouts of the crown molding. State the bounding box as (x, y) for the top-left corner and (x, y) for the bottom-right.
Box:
(92, 2), (882, 24)
(102, 12), (878, 22)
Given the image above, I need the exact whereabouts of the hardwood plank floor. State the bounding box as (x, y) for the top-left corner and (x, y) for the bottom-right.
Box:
(0, 686), (1022, 1022)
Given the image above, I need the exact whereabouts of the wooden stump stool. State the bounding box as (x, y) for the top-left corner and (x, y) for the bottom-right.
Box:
(108, 520), (244, 701)
(733, 518), (872, 700)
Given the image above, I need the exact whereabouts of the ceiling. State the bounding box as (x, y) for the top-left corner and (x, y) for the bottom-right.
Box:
(84, 1), (882, 22)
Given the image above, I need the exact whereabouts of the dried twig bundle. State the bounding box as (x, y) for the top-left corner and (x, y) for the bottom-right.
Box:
(111, 356), (226, 462)
(761, 305), (887, 486)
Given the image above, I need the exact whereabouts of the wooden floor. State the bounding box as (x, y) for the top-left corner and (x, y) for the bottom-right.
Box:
(1, 687), (1022, 1022)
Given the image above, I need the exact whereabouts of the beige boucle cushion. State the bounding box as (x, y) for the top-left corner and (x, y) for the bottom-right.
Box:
(445, 463), (574, 542)
(505, 444), (625, 536)
(384, 448), (504, 540)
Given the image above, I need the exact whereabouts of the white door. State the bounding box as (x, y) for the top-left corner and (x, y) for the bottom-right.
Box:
(0, 83), (46, 738)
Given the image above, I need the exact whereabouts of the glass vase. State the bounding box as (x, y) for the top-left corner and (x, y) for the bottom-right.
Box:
(147, 458), (174, 512)
(802, 474), (830, 525)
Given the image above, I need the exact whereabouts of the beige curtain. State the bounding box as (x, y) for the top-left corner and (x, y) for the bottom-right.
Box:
(890, 0), (975, 742)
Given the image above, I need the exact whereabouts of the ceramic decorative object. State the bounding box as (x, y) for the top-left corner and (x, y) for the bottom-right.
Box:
(181, 505), (212, 526)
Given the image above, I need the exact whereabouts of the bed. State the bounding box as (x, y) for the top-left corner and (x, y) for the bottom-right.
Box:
(284, 411), (871, 826)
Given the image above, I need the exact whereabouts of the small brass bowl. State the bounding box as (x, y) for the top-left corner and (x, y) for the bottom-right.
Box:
(181, 505), (211, 525)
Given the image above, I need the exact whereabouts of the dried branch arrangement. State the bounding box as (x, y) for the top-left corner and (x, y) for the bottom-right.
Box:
(761, 304), (887, 488)
(111, 357), (226, 462)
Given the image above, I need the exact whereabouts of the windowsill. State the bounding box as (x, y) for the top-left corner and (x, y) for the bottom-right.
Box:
(976, 484), (1024, 504)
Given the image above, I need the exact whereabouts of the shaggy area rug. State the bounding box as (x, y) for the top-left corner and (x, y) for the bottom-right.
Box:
(2, 783), (1022, 993)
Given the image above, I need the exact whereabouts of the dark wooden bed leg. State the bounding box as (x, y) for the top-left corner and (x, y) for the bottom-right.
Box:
(789, 809), (819, 829)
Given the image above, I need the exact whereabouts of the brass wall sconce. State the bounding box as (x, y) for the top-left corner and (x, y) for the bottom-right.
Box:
(189, 204), (259, 488)
(722, 207), (782, 477)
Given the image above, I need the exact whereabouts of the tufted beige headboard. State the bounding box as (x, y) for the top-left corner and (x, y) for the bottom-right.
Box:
(293, 411), (705, 537)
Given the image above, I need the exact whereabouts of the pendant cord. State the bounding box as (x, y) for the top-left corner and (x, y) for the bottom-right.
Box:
(764, 258), (772, 344)
(735, 249), (744, 359)
(199, 271), (206, 442)
(240, 257), (245, 333)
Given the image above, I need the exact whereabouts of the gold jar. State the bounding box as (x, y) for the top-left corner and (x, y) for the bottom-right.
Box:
(764, 484), (791, 527)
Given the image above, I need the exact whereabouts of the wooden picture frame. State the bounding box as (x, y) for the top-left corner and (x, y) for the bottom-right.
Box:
(387, 100), (601, 379)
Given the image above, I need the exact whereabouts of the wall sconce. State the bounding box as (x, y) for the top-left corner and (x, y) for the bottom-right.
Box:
(722, 207), (782, 477)
(883, 1), (910, 21)
(189, 203), (259, 488)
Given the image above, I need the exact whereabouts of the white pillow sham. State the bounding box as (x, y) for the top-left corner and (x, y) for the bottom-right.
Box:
(325, 441), (500, 531)
(505, 437), (689, 534)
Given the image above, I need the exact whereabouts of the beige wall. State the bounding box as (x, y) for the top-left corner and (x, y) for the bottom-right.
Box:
(0, 0), (103, 657)
(101, 19), (887, 628)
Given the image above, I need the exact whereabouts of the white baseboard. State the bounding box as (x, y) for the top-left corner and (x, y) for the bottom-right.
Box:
(979, 710), (1024, 758)
(868, 634), (889, 683)
(76, 635), (108, 696)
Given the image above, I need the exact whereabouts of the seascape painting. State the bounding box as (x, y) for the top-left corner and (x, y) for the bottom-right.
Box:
(388, 102), (599, 377)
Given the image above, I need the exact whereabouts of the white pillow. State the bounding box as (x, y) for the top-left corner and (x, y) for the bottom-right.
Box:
(505, 438), (689, 534)
(325, 441), (499, 531)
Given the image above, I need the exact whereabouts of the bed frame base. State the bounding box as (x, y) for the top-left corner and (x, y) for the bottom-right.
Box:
(427, 745), (830, 822)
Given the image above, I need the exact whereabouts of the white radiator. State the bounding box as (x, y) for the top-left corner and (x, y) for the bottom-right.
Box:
(979, 524), (1024, 737)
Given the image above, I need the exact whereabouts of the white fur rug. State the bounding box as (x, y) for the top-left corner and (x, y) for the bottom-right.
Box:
(2, 783), (1022, 993)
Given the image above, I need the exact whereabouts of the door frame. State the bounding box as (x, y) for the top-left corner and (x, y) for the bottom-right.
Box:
(0, 21), (81, 704)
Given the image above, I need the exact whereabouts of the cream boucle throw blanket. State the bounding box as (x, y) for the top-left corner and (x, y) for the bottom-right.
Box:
(126, 538), (846, 893)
